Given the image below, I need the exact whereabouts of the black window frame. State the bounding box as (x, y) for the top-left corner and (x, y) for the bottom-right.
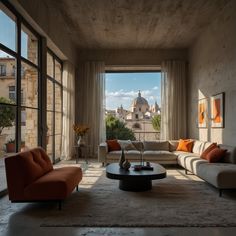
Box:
(46, 48), (63, 164)
(0, 1), (43, 196)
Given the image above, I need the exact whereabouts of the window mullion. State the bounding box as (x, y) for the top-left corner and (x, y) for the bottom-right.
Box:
(16, 16), (21, 152)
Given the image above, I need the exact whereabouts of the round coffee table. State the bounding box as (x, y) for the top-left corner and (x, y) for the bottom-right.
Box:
(106, 162), (166, 191)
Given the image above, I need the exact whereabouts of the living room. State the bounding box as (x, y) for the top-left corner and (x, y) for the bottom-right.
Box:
(0, 0), (236, 235)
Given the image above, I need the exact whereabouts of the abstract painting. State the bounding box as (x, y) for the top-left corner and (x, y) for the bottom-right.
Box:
(211, 92), (225, 128)
(198, 98), (208, 128)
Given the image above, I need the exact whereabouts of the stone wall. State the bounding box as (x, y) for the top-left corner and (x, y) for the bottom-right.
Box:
(188, 0), (236, 146)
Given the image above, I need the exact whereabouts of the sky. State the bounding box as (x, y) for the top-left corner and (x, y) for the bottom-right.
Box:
(106, 72), (161, 110)
(0, 9), (28, 58)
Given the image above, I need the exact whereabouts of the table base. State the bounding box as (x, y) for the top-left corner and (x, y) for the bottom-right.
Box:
(119, 179), (152, 191)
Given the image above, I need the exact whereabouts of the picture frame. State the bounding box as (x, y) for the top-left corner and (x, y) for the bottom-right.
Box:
(211, 92), (225, 128)
(198, 98), (208, 128)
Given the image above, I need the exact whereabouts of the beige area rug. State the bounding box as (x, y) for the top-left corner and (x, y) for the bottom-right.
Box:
(40, 164), (236, 227)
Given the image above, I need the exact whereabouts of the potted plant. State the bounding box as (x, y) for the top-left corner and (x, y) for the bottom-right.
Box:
(0, 97), (15, 148)
(6, 139), (15, 153)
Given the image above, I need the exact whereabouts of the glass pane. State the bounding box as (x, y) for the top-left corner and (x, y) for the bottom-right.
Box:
(0, 50), (16, 104)
(47, 79), (53, 111)
(55, 84), (62, 112)
(55, 60), (62, 83)
(47, 53), (53, 77)
(0, 104), (16, 192)
(46, 111), (53, 162)
(0, 6), (16, 51)
(55, 112), (62, 158)
(21, 24), (38, 65)
(0, 104), (16, 153)
(21, 62), (38, 108)
(21, 108), (38, 149)
(55, 134), (61, 159)
(55, 112), (62, 135)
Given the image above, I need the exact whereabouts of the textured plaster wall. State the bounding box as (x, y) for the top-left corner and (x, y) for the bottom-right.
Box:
(188, 0), (236, 146)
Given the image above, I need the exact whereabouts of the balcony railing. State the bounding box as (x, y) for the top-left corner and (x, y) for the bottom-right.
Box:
(133, 131), (160, 141)
(106, 131), (160, 141)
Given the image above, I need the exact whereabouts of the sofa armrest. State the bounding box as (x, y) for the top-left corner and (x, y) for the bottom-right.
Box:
(98, 142), (108, 163)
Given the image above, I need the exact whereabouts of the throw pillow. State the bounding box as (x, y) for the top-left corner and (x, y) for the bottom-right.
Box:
(176, 139), (194, 152)
(200, 143), (217, 159)
(117, 140), (136, 150)
(206, 147), (227, 163)
(106, 139), (121, 152)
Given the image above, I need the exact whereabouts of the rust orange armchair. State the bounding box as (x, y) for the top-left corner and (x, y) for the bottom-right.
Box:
(5, 147), (82, 209)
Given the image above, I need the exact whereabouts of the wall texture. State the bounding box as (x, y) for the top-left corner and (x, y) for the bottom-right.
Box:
(188, 0), (236, 146)
(77, 49), (188, 66)
(9, 0), (78, 65)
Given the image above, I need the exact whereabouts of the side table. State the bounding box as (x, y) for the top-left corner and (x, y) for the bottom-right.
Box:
(74, 144), (88, 164)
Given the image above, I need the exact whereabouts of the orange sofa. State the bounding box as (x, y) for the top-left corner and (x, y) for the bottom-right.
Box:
(5, 147), (83, 209)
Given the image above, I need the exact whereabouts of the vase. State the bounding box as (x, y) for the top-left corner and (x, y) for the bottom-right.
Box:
(122, 159), (131, 170)
(77, 136), (82, 146)
(119, 149), (125, 168)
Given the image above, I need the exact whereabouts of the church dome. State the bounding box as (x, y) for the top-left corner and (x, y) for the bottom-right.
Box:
(131, 91), (149, 107)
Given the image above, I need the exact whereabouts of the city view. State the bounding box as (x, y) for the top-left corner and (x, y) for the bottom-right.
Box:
(105, 72), (161, 141)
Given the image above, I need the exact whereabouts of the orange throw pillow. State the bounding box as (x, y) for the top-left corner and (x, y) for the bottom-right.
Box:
(200, 143), (217, 160)
(176, 139), (194, 152)
(106, 139), (121, 152)
(206, 147), (227, 163)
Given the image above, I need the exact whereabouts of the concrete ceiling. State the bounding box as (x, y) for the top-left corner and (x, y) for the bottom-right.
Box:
(44, 0), (230, 50)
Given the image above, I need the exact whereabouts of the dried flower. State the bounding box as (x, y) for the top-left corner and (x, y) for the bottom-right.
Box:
(73, 124), (89, 137)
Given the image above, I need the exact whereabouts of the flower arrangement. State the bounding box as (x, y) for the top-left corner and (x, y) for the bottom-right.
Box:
(73, 124), (89, 137)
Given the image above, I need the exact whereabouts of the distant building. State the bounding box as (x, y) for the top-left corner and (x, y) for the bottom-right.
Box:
(107, 91), (161, 141)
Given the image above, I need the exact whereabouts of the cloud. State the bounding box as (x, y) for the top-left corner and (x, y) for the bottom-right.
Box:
(152, 86), (159, 90)
(106, 89), (161, 110)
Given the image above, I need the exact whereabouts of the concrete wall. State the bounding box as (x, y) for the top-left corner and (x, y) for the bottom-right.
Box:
(78, 49), (188, 66)
(188, 0), (236, 146)
(9, 0), (78, 65)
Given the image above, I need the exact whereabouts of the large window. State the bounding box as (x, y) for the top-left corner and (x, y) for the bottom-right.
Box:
(0, 2), (41, 194)
(46, 51), (62, 163)
(105, 72), (161, 141)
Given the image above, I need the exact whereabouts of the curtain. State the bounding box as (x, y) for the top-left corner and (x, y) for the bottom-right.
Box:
(61, 61), (76, 160)
(76, 61), (106, 158)
(160, 60), (187, 140)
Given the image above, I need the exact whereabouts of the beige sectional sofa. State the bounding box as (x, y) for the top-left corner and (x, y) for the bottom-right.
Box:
(98, 140), (236, 195)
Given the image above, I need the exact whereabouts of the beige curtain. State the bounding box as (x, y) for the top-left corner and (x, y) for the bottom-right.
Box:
(76, 61), (106, 158)
(160, 60), (187, 140)
(61, 61), (76, 160)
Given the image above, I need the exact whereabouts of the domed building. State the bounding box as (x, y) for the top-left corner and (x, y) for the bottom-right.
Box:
(131, 90), (149, 114)
(113, 90), (161, 140)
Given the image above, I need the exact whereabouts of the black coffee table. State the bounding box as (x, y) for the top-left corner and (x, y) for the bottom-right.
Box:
(106, 162), (166, 191)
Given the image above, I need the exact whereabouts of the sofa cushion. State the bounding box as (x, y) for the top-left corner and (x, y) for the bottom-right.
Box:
(19, 147), (53, 186)
(24, 166), (82, 200)
(143, 141), (169, 151)
(126, 150), (142, 160)
(202, 141), (214, 154)
(143, 151), (177, 161)
(197, 163), (236, 189)
(106, 140), (121, 152)
(200, 143), (217, 159)
(176, 139), (194, 152)
(131, 141), (143, 151)
(219, 144), (236, 164)
(107, 150), (141, 160)
(205, 147), (227, 163)
(169, 140), (179, 151)
(192, 140), (205, 154)
(174, 151), (207, 174)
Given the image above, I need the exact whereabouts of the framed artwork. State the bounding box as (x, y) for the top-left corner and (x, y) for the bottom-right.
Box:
(198, 98), (208, 128)
(211, 92), (225, 128)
